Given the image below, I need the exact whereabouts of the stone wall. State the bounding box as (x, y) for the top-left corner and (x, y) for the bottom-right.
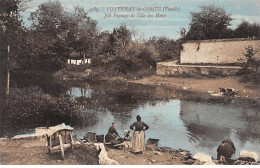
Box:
(156, 61), (241, 77)
(180, 38), (260, 64)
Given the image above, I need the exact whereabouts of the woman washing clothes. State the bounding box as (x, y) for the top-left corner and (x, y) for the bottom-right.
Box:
(130, 115), (149, 154)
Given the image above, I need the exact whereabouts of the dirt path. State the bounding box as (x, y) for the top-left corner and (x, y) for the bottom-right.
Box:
(128, 75), (260, 100)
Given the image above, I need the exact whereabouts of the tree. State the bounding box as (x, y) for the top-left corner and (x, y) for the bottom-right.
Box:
(29, 0), (71, 71)
(92, 25), (162, 75)
(66, 6), (98, 61)
(241, 45), (260, 72)
(29, 1), (99, 71)
(234, 21), (260, 38)
(185, 5), (233, 40)
(93, 25), (132, 74)
(109, 25), (132, 57)
(0, 0), (27, 96)
(178, 28), (186, 39)
(95, 31), (112, 55)
(125, 43), (160, 71)
(148, 36), (179, 61)
(0, 0), (28, 138)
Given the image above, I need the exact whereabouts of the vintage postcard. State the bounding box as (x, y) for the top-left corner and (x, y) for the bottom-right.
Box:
(0, 0), (259, 166)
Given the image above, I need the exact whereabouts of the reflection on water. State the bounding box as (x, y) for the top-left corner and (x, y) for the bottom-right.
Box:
(68, 87), (260, 159)
(68, 87), (93, 99)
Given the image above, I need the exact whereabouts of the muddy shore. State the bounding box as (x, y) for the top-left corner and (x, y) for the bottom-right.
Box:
(0, 136), (187, 165)
(107, 75), (260, 100)
(0, 137), (99, 165)
(87, 75), (260, 109)
(0, 136), (259, 165)
(54, 67), (260, 102)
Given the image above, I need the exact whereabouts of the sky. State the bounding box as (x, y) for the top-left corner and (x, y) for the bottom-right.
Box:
(21, 0), (260, 39)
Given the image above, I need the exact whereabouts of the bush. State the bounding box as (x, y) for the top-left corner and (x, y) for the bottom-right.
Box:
(239, 73), (260, 85)
(148, 36), (180, 61)
(241, 45), (260, 73)
(92, 43), (159, 77)
(2, 86), (83, 137)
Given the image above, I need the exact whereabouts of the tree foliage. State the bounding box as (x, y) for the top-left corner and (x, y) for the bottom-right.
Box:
(92, 25), (161, 75)
(0, 0), (29, 98)
(109, 25), (132, 57)
(148, 36), (180, 61)
(234, 21), (260, 38)
(0, 0), (26, 69)
(2, 1), (260, 77)
(28, 0), (71, 71)
(25, 1), (98, 72)
(66, 6), (98, 57)
(185, 5), (232, 40)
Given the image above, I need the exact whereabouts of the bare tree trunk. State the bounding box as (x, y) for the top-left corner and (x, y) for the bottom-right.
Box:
(6, 45), (10, 96)
(6, 71), (10, 95)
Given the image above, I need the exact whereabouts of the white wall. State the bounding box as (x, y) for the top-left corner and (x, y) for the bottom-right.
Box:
(180, 39), (260, 64)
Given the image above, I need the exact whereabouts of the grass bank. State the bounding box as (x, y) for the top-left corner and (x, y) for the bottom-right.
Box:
(1, 86), (84, 138)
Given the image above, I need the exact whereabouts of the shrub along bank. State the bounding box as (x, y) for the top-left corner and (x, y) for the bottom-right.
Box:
(1, 86), (83, 137)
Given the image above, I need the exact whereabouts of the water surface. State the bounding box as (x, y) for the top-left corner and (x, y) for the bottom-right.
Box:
(68, 86), (260, 159)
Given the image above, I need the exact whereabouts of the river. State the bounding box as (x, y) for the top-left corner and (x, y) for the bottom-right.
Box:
(66, 82), (260, 159)
(1, 78), (259, 159)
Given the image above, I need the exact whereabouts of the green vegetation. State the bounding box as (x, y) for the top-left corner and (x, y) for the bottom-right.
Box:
(243, 45), (260, 72)
(185, 5), (233, 40)
(237, 45), (260, 74)
(234, 21), (260, 39)
(1, 2), (259, 77)
(183, 5), (260, 40)
(92, 26), (161, 77)
(0, 1), (259, 87)
(2, 86), (83, 137)
(1, 1), (259, 80)
(236, 45), (260, 85)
